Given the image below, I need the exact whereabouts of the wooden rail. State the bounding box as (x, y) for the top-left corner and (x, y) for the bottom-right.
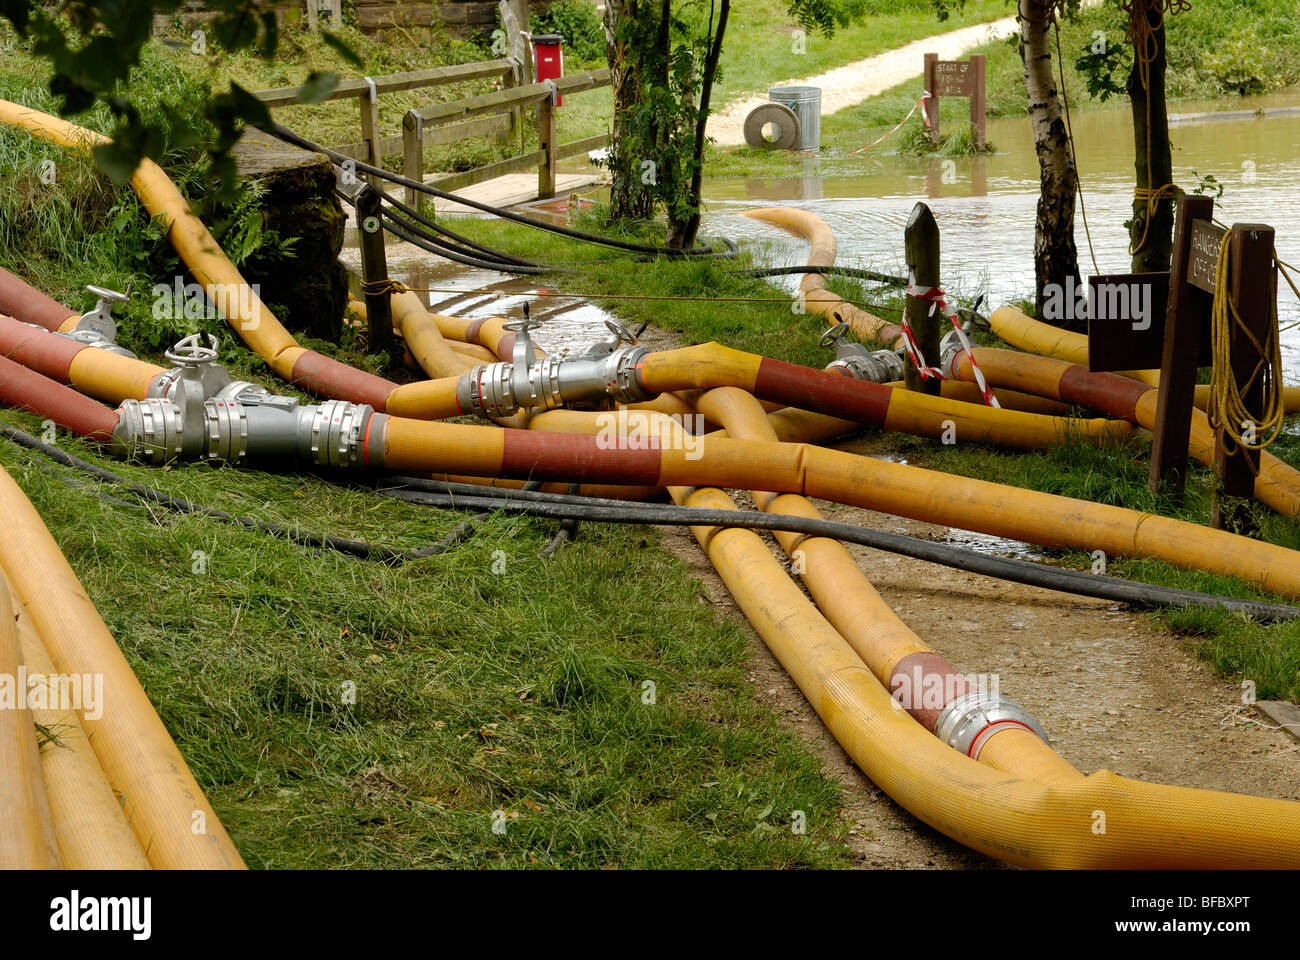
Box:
(254, 59), (612, 207)
(402, 68), (611, 208)
(253, 58), (523, 184)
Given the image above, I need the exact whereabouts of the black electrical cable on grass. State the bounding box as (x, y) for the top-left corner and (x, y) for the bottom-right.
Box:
(272, 121), (735, 259)
(378, 207), (561, 276)
(0, 425), (480, 564)
(373, 476), (1300, 622)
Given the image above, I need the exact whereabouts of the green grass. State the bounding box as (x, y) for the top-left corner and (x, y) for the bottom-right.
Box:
(0, 407), (850, 868)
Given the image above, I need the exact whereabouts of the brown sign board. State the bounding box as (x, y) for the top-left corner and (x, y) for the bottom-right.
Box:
(1187, 218), (1226, 293)
(934, 60), (974, 96)
(1087, 271), (1208, 372)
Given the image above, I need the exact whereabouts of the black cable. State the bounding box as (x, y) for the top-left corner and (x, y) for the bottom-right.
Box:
(0, 425), (478, 564)
(378, 206), (561, 276)
(376, 189), (542, 268)
(539, 482), (582, 557)
(371, 477), (1300, 621)
(271, 121), (733, 259)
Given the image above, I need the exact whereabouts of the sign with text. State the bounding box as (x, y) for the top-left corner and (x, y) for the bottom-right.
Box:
(934, 60), (975, 96)
(1187, 218), (1227, 293)
(922, 53), (986, 148)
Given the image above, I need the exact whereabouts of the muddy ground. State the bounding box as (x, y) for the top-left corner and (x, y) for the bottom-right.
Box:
(656, 470), (1299, 869)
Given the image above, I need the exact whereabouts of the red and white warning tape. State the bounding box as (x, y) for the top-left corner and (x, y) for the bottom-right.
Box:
(851, 91), (931, 156)
(901, 280), (1000, 408)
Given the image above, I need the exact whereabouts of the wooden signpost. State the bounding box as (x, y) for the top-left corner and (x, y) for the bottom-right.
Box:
(1147, 194), (1215, 501)
(1143, 193), (1278, 533)
(923, 53), (986, 150)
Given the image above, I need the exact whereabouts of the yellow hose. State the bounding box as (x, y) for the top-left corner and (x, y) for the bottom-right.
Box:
(0, 574), (62, 868)
(0, 465), (245, 869)
(6, 577), (150, 869)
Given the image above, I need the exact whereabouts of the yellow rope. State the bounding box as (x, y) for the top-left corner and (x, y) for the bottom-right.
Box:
(1123, 0), (1189, 256)
(359, 278), (411, 296)
(1207, 232), (1285, 458)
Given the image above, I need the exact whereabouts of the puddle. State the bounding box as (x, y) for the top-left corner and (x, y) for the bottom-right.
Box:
(941, 527), (1047, 561)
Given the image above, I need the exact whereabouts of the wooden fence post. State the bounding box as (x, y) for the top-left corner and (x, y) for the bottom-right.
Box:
(356, 186), (394, 357)
(402, 111), (423, 213)
(923, 52), (939, 143)
(969, 54), (986, 150)
(358, 88), (381, 189)
(1211, 223), (1275, 534)
(904, 201), (942, 395)
(1148, 193), (1214, 499)
(538, 86), (557, 200)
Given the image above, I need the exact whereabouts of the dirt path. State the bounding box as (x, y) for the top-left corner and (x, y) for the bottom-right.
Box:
(655, 441), (1299, 869)
(706, 15), (1021, 147)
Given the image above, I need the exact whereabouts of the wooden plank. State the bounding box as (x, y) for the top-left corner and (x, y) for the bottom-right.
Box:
(1254, 701), (1300, 744)
(432, 149), (547, 193)
(1212, 223), (1275, 533)
(1149, 193), (1215, 499)
(423, 113), (512, 146)
(554, 133), (610, 161)
(554, 68), (612, 96)
(413, 79), (551, 123)
(1086, 271), (1171, 372)
(969, 54), (986, 149)
(358, 91), (381, 187)
(254, 59), (514, 108)
(1188, 218), (1227, 293)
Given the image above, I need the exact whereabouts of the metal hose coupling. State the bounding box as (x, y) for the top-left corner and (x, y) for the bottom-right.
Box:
(939, 325), (972, 379)
(933, 690), (1049, 760)
(456, 314), (653, 418)
(820, 322), (905, 382)
(114, 334), (382, 468)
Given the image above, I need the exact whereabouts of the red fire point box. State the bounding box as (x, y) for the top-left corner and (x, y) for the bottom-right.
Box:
(531, 33), (565, 105)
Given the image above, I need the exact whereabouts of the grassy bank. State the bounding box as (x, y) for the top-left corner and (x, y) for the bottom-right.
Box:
(710, 0), (1300, 176)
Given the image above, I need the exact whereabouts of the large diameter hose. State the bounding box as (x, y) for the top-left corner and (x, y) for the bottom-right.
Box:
(377, 417), (1300, 598)
(5, 576), (150, 868)
(0, 264), (79, 331)
(0, 350), (123, 442)
(0, 575), (62, 868)
(0, 464), (245, 869)
(681, 477), (1300, 868)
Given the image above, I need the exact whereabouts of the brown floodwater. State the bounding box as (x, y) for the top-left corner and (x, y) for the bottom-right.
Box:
(704, 90), (1300, 384)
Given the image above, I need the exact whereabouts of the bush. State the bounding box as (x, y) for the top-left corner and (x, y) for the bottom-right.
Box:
(532, 0), (606, 64)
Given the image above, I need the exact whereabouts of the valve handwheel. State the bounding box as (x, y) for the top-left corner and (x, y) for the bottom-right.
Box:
(165, 332), (221, 366)
(819, 322), (850, 348)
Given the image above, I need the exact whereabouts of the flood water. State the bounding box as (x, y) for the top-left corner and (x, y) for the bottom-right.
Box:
(704, 89), (1300, 384)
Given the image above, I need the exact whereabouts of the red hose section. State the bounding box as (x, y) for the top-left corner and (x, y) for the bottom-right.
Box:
(500, 429), (664, 485)
(0, 314), (85, 383)
(0, 352), (119, 441)
(752, 358), (892, 425)
(888, 651), (970, 732)
(0, 266), (77, 331)
(288, 349), (398, 411)
(1057, 366), (1152, 422)
(464, 317), (489, 345)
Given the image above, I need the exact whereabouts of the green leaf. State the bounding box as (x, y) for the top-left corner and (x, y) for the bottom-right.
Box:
(297, 71), (340, 105)
(321, 30), (363, 69)
(92, 141), (143, 185)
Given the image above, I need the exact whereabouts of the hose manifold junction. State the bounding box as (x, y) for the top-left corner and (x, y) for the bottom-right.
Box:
(933, 691), (1049, 760)
(457, 346), (652, 418)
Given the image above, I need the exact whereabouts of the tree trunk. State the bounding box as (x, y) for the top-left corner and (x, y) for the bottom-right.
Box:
(604, 0), (654, 221)
(665, 0), (728, 250)
(1128, 1), (1174, 272)
(1020, 0), (1081, 329)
